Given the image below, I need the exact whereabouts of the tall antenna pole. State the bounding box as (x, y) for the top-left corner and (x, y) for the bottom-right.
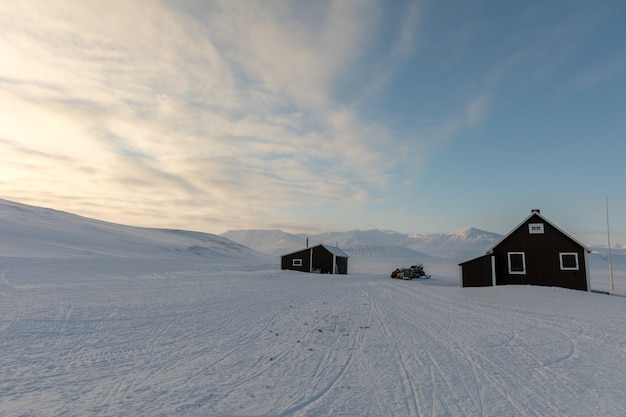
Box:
(606, 196), (614, 292)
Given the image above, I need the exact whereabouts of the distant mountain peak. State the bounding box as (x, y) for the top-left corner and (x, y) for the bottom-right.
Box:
(451, 227), (501, 240)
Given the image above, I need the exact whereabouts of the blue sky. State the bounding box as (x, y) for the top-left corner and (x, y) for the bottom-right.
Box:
(1, 0), (625, 246)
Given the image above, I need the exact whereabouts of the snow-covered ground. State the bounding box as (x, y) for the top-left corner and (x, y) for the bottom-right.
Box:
(2, 199), (626, 416)
(2, 258), (626, 416)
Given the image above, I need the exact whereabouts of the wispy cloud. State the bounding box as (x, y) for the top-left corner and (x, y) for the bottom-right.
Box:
(565, 49), (626, 93)
(0, 0), (426, 232)
(465, 95), (491, 127)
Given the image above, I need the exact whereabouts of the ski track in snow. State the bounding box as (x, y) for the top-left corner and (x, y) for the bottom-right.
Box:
(1, 258), (626, 416)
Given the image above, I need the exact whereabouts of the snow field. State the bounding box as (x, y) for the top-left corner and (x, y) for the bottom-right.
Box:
(1, 257), (626, 416)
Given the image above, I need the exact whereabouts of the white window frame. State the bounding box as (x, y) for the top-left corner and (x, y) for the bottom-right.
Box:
(292, 258), (302, 267)
(528, 223), (544, 234)
(508, 252), (526, 274)
(559, 252), (579, 270)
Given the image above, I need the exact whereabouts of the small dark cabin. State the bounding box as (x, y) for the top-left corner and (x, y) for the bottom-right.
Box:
(281, 244), (349, 274)
(459, 210), (590, 291)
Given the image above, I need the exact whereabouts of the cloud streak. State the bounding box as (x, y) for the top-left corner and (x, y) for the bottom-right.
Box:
(0, 1), (431, 232)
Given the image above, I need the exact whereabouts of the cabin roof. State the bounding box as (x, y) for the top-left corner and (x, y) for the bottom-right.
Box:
(486, 211), (591, 254)
(281, 243), (349, 258)
(319, 244), (349, 258)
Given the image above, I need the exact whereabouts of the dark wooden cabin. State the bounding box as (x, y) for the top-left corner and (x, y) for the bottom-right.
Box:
(460, 210), (590, 291)
(281, 244), (349, 274)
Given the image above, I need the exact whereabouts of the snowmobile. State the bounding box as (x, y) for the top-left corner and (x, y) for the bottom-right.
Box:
(390, 263), (430, 280)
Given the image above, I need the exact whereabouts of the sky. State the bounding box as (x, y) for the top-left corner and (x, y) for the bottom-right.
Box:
(1, 0), (625, 246)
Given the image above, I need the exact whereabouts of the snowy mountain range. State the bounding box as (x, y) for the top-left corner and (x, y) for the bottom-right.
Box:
(221, 227), (504, 262)
(222, 226), (625, 269)
(1, 198), (622, 270)
(0, 198), (501, 264)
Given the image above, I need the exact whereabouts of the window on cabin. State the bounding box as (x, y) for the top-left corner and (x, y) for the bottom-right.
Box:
(292, 259), (302, 267)
(508, 252), (526, 274)
(560, 253), (579, 270)
(529, 223), (544, 234)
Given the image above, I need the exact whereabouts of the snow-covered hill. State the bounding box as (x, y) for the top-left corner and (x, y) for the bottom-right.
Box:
(0, 198), (272, 262)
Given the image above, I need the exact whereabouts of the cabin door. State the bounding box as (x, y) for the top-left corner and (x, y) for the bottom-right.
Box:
(336, 257), (348, 274)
